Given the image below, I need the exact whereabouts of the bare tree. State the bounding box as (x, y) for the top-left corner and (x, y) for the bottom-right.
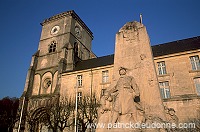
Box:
(174, 118), (200, 132)
(163, 115), (200, 132)
(0, 97), (19, 132)
(46, 97), (75, 132)
(26, 115), (37, 132)
(76, 94), (100, 132)
(25, 95), (100, 132)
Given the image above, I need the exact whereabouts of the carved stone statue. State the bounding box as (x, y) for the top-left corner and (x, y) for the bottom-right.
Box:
(96, 92), (112, 132)
(97, 67), (145, 131)
(164, 106), (179, 125)
(107, 67), (140, 124)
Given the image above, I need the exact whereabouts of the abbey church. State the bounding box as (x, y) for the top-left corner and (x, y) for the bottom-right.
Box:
(14, 10), (200, 131)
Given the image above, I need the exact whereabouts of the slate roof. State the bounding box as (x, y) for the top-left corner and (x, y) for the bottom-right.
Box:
(152, 36), (200, 57)
(66, 36), (200, 72)
(72, 54), (114, 72)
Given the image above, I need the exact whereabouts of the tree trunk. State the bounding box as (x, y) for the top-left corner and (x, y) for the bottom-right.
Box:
(52, 128), (57, 132)
(60, 128), (64, 132)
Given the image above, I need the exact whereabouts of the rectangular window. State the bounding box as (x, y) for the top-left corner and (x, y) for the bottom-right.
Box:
(194, 78), (200, 95)
(157, 61), (167, 75)
(102, 70), (109, 83)
(77, 92), (82, 102)
(101, 89), (106, 96)
(77, 75), (82, 87)
(190, 55), (200, 70)
(159, 81), (171, 99)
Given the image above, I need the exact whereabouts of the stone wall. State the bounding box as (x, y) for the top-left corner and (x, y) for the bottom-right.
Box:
(61, 65), (114, 99)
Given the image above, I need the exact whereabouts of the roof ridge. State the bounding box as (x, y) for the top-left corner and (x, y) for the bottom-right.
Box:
(78, 54), (114, 62)
(154, 36), (200, 46)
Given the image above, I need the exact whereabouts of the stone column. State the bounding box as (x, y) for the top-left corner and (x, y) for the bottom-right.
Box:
(113, 21), (166, 120)
(66, 43), (74, 71)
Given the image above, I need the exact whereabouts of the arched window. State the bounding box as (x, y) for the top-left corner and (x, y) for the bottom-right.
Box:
(49, 41), (56, 53)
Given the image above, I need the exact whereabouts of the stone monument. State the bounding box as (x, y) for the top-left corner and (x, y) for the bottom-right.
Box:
(113, 21), (166, 120)
(97, 21), (167, 131)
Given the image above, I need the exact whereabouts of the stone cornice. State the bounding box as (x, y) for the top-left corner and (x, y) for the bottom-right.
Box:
(40, 10), (72, 26)
(163, 94), (200, 102)
(40, 10), (93, 38)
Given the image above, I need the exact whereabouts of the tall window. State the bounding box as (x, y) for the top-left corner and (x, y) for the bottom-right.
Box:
(190, 55), (200, 70)
(49, 41), (56, 53)
(194, 78), (200, 95)
(157, 61), (167, 75)
(77, 75), (82, 87)
(159, 81), (170, 99)
(74, 42), (78, 57)
(102, 70), (109, 83)
(77, 92), (82, 102)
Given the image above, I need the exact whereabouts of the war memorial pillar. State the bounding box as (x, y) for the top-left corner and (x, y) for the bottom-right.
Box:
(97, 21), (167, 132)
(113, 21), (166, 120)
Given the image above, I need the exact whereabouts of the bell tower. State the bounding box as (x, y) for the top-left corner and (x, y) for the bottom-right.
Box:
(15, 10), (94, 131)
(25, 10), (94, 96)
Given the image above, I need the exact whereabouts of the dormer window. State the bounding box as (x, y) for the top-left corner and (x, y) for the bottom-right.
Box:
(49, 41), (56, 53)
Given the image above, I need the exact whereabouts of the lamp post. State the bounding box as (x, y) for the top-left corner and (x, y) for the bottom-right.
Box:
(90, 69), (93, 132)
(75, 76), (78, 132)
(18, 97), (25, 132)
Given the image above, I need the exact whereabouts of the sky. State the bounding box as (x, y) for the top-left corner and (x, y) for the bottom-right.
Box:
(0, 0), (200, 99)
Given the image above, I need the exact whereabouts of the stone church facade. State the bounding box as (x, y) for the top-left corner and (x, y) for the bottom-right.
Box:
(15, 10), (200, 131)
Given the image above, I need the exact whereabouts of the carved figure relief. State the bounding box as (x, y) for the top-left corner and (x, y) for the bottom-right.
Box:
(108, 67), (140, 122)
(164, 106), (179, 125)
(97, 67), (144, 131)
(140, 54), (146, 60)
(96, 92), (112, 132)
